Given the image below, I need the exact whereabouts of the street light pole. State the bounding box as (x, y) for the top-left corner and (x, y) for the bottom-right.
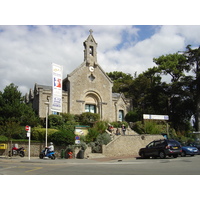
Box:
(45, 102), (49, 147)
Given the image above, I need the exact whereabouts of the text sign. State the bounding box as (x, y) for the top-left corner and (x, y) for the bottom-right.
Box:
(143, 114), (169, 121)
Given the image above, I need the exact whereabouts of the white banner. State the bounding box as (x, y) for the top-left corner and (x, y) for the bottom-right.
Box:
(143, 114), (169, 120)
(51, 63), (63, 112)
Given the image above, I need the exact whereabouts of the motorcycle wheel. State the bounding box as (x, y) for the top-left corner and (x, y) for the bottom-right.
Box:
(39, 153), (44, 159)
(19, 151), (25, 157)
(51, 154), (56, 160)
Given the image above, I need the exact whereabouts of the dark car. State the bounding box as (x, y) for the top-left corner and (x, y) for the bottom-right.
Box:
(139, 139), (182, 159)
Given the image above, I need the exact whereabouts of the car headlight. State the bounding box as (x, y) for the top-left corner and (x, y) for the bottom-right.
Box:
(188, 148), (194, 151)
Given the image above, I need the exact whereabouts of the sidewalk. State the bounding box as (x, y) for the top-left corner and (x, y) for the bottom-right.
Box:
(0, 154), (138, 163)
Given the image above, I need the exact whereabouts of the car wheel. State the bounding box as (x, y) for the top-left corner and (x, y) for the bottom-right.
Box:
(159, 151), (166, 159)
(181, 151), (186, 157)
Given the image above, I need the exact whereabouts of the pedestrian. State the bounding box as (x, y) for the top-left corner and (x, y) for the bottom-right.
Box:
(121, 124), (126, 135)
(116, 128), (120, 135)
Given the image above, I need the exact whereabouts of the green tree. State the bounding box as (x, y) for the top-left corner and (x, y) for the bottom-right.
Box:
(153, 53), (193, 134)
(107, 71), (134, 97)
(184, 45), (200, 131)
(0, 83), (39, 139)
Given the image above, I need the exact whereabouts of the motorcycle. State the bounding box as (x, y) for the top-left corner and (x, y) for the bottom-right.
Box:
(8, 147), (25, 157)
(39, 148), (56, 160)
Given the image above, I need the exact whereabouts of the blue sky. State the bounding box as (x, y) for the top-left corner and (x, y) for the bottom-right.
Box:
(1, 25), (200, 94)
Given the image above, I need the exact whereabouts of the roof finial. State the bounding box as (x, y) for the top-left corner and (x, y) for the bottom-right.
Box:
(89, 29), (93, 35)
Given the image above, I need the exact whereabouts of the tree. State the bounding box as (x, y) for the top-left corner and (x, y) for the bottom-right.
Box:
(153, 53), (190, 82)
(0, 83), (39, 139)
(153, 53), (193, 133)
(184, 45), (200, 131)
(106, 71), (134, 97)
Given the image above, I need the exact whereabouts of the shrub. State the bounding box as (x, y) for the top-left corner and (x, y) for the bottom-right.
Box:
(61, 113), (76, 122)
(31, 127), (57, 141)
(110, 121), (128, 128)
(79, 112), (100, 125)
(89, 132), (111, 153)
(48, 114), (64, 129)
(49, 129), (75, 146)
(125, 109), (140, 122)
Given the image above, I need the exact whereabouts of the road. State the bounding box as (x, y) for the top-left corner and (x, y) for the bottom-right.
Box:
(1, 155), (200, 175)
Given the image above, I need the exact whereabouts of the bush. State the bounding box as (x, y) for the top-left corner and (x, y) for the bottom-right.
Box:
(89, 132), (111, 153)
(132, 120), (167, 135)
(79, 112), (100, 125)
(49, 129), (75, 146)
(61, 113), (76, 122)
(110, 121), (128, 128)
(0, 135), (8, 142)
(48, 115), (64, 129)
(125, 109), (140, 122)
(31, 127), (57, 141)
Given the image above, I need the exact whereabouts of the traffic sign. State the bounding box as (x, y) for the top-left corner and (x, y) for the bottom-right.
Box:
(75, 140), (81, 144)
(75, 136), (80, 140)
(25, 125), (30, 131)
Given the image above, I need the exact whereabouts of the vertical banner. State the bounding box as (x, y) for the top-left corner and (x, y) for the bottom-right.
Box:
(51, 63), (63, 113)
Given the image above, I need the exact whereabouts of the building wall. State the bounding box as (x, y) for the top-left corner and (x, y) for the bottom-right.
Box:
(66, 62), (114, 121)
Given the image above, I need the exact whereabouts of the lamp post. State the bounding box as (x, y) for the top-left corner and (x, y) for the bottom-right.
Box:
(45, 102), (49, 147)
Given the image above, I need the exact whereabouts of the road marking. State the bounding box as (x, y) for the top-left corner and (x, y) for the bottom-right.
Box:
(25, 167), (42, 173)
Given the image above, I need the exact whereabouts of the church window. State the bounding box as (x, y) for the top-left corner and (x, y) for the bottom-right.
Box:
(89, 74), (95, 81)
(89, 46), (93, 56)
(85, 104), (96, 113)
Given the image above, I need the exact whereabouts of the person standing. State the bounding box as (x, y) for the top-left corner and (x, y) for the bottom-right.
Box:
(121, 124), (126, 135)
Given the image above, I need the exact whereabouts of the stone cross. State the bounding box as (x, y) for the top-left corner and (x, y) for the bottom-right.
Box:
(89, 29), (93, 35)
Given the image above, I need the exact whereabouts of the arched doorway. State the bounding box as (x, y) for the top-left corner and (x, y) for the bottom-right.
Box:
(119, 110), (124, 122)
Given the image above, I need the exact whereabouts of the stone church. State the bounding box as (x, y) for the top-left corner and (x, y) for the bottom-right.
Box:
(26, 30), (131, 122)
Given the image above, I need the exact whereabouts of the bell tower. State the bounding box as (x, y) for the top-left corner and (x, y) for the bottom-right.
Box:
(83, 29), (97, 67)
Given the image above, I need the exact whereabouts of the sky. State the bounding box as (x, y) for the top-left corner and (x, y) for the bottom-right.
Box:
(1, 25), (200, 95)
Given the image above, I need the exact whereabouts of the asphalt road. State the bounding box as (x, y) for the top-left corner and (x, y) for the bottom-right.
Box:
(1, 155), (200, 175)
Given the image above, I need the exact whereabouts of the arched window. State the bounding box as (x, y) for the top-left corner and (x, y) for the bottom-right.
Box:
(85, 94), (98, 113)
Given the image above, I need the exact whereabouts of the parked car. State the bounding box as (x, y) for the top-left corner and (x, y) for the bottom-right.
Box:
(139, 139), (182, 159)
(186, 142), (200, 154)
(181, 145), (199, 157)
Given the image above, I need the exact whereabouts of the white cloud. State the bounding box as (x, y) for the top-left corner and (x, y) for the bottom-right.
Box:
(0, 25), (200, 95)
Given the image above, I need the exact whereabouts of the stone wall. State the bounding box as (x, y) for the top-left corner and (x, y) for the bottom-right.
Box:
(0, 135), (164, 158)
(102, 135), (164, 157)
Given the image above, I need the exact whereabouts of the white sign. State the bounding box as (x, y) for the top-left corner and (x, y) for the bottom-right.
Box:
(51, 63), (63, 112)
(143, 114), (169, 120)
(75, 140), (81, 144)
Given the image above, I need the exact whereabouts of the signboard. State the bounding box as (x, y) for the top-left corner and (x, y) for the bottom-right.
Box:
(75, 140), (81, 144)
(143, 114), (169, 121)
(51, 63), (63, 113)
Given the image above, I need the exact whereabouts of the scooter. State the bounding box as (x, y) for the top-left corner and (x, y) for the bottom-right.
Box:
(9, 147), (25, 157)
(39, 148), (56, 160)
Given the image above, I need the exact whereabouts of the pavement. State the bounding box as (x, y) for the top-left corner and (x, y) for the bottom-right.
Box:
(0, 154), (138, 164)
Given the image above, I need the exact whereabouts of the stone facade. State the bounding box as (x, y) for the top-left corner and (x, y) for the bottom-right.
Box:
(26, 30), (131, 121)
